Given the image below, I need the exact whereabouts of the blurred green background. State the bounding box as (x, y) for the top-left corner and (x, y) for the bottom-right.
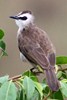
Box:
(0, 0), (67, 77)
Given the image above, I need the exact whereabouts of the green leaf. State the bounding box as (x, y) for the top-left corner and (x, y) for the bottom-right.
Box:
(34, 82), (43, 99)
(57, 71), (62, 79)
(57, 71), (67, 79)
(19, 89), (26, 100)
(60, 81), (67, 97)
(61, 79), (67, 83)
(56, 56), (67, 65)
(53, 90), (64, 100)
(16, 90), (20, 100)
(0, 40), (6, 50)
(23, 76), (35, 100)
(16, 89), (22, 100)
(0, 75), (9, 84)
(0, 81), (17, 100)
(42, 79), (49, 95)
(31, 89), (41, 100)
(41, 83), (47, 90)
(43, 86), (50, 96)
(22, 70), (38, 82)
(0, 29), (4, 39)
(62, 72), (67, 79)
(2, 50), (8, 56)
(48, 99), (59, 100)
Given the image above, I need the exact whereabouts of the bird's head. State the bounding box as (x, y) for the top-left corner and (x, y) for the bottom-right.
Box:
(10, 10), (34, 29)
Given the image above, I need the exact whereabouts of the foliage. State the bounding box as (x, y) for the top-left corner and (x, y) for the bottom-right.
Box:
(0, 29), (7, 58)
(0, 29), (67, 100)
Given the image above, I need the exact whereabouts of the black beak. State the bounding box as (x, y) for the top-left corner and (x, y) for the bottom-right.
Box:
(9, 16), (19, 20)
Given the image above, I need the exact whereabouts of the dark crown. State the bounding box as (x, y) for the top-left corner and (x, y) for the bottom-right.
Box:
(21, 10), (32, 14)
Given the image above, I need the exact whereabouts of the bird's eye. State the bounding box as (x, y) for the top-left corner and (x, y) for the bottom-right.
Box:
(19, 16), (27, 20)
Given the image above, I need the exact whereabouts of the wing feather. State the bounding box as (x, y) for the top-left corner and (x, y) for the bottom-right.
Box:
(22, 43), (50, 70)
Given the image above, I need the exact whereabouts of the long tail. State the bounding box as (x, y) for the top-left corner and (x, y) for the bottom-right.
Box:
(45, 66), (59, 91)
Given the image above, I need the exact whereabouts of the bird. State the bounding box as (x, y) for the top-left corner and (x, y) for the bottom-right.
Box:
(10, 10), (59, 91)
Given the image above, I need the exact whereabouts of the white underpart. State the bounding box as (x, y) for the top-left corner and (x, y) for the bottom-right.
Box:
(20, 52), (27, 62)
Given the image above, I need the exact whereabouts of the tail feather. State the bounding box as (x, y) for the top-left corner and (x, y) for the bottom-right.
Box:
(45, 66), (59, 91)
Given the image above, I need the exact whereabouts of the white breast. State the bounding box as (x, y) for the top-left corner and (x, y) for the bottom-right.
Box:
(20, 52), (27, 62)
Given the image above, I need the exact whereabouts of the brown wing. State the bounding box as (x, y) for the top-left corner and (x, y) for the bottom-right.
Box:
(48, 53), (56, 66)
(19, 41), (50, 70)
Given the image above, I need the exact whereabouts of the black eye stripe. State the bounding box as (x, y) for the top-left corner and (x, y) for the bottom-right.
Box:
(19, 16), (27, 20)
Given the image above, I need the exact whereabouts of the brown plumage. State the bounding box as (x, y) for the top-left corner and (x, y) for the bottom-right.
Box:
(18, 24), (59, 91)
(10, 11), (59, 91)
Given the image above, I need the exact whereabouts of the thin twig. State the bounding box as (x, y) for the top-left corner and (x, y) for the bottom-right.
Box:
(44, 91), (53, 100)
(9, 74), (22, 82)
(58, 68), (67, 71)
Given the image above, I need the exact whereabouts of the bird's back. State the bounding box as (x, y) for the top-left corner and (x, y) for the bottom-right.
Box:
(18, 24), (55, 56)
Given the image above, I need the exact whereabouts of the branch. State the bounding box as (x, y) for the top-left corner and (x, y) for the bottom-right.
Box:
(58, 68), (67, 71)
(9, 74), (22, 82)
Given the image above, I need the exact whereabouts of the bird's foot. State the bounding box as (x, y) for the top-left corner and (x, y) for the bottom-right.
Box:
(30, 67), (43, 75)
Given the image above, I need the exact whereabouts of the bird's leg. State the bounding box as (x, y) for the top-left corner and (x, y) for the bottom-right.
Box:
(30, 66), (36, 72)
(30, 65), (44, 75)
